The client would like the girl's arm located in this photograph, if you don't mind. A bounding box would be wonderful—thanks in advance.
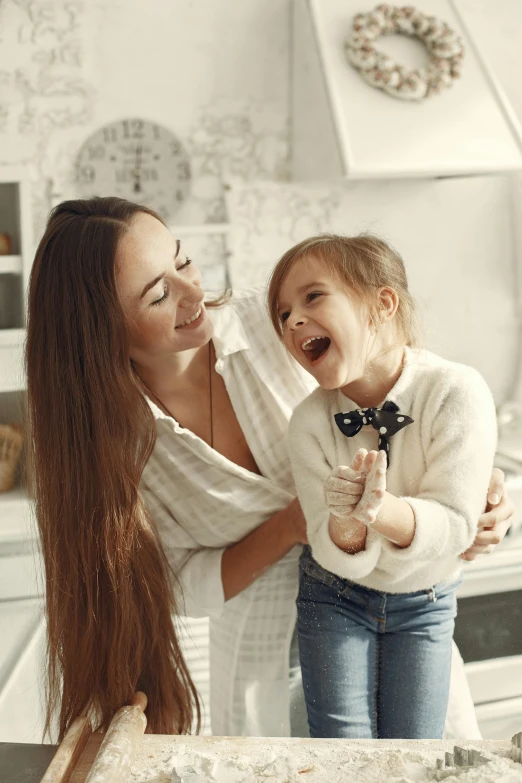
[368,467,513,551]
[376,367,497,561]
[325,453,416,549]
[288,406,382,580]
[363,491,415,547]
[330,461,513,554]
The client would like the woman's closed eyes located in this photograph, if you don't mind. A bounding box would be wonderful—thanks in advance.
[150,258,192,306]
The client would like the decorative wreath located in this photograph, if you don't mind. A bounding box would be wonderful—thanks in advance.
[345,4,465,100]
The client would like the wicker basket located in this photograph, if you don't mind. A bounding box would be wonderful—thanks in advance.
[0,424,23,492]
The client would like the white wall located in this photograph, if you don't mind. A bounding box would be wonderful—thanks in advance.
[226,174,519,402]
[1,0,522,400]
[0,0,290,234]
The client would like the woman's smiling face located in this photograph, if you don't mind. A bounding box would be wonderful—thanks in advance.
[277,255,373,390]
[115,212,213,364]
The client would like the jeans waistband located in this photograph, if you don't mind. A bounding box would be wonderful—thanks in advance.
[300,546,462,600]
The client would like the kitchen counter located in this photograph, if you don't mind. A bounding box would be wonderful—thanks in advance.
[5,736,518,783]
[0,742,57,783]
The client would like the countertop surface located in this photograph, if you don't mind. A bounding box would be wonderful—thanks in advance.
[0,742,57,783]
[1,736,518,783]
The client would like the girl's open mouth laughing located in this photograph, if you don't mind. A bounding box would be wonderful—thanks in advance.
[301,335,331,364]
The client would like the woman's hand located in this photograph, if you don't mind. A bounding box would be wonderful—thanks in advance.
[460,467,514,561]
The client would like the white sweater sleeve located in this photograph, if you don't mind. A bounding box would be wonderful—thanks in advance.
[381,368,497,563]
[288,407,382,580]
[141,485,226,619]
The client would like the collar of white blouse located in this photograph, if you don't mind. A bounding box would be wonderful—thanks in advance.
[208,295,250,361]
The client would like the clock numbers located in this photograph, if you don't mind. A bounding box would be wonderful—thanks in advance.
[76,119,191,220]
[115,168,158,183]
[88,145,105,161]
[103,127,117,143]
[122,119,145,140]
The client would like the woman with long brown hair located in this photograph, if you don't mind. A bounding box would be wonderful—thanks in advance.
[26,197,514,742]
[26,197,202,739]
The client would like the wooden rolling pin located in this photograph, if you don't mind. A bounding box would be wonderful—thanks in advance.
[84,692,148,783]
[40,716,92,783]
[40,692,147,783]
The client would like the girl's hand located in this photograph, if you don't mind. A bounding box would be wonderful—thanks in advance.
[324,448,368,518]
[460,468,514,560]
[351,450,387,525]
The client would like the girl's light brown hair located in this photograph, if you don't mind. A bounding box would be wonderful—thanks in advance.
[267,233,420,348]
[26,197,205,741]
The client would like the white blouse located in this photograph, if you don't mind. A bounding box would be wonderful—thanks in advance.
[141,288,316,736]
[140,288,481,739]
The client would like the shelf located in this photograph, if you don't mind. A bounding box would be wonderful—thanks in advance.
[0,166,32,354]
[0,328,24,346]
[0,486,29,506]
[292,0,522,180]
[0,330,25,391]
[465,656,522,705]
[458,536,522,598]
[0,256,22,275]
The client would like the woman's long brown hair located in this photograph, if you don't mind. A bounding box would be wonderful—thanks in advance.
[26,197,202,740]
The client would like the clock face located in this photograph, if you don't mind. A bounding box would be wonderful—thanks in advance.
[75,118,191,222]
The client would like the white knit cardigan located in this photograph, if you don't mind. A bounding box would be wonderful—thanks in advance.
[288,347,498,593]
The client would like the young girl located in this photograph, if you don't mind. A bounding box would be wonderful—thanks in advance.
[267,234,498,740]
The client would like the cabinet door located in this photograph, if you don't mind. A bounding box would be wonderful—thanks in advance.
[0,598,46,743]
[0,170,32,334]
[0,332,25,392]
[475,697,522,740]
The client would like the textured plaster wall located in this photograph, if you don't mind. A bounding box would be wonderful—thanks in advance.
[0,1,521,400]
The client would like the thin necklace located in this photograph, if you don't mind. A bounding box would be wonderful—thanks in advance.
[208,340,214,448]
[140,342,214,449]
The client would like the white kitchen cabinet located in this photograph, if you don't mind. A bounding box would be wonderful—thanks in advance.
[0,166,42,743]
[0,167,32,374]
[0,597,46,744]
[0,165,33,565]
[0,537,46,743]
[475,697,522,741]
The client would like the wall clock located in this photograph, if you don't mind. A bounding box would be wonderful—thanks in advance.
[75,118,191,223]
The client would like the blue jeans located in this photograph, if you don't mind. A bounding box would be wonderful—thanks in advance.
[297,547,460,739]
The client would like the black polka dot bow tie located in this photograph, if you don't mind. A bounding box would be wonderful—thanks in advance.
[334,401,413,466]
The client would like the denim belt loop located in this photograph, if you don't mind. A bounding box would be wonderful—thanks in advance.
[428,587,437,603]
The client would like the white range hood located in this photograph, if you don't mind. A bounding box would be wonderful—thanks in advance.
[291,0,522,180]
